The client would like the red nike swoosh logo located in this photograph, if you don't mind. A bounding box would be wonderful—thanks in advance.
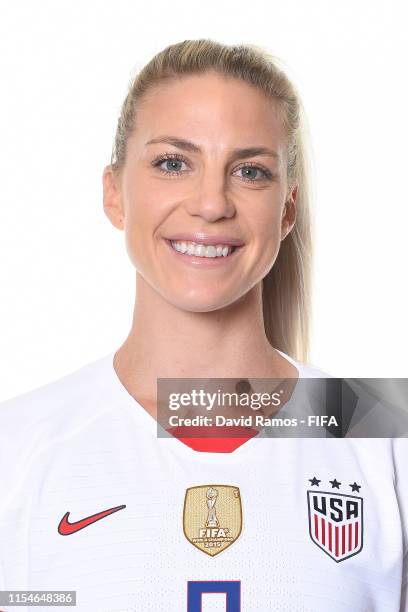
[58,504,126,535]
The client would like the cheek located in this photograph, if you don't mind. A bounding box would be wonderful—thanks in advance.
[246,205,284,277]
[251,202,283,249]
[123,189,158,271]
[123,180,174,275]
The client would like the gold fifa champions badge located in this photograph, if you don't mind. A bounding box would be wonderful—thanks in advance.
[183,485,242,557]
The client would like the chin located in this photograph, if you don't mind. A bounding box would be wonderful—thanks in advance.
[165,290,237,314]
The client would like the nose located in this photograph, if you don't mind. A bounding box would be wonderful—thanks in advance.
[185,168,236,222]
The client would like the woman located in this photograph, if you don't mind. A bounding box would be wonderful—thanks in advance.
[0,39,407,611]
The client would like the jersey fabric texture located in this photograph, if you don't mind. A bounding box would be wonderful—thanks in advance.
[0,350,407,611]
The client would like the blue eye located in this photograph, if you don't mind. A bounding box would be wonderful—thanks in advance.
[161,159,187,173]
[234,165,272,182]
[151,153,189,176]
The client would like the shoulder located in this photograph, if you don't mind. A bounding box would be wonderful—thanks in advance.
[0,353,115,479]
[297,361,334,378]
[0,352,114,427]
[276,349,333,378]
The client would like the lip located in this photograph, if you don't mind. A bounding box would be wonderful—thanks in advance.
[163,238,244,267]
[164,232,245,247]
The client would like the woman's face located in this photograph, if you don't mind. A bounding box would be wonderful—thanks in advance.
[103,71,297,312]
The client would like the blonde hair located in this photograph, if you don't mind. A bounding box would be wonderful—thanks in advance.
[110,39,314,363]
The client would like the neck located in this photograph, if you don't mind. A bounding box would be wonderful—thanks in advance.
[113,272,297,406]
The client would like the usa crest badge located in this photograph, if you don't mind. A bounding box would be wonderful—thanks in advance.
[183,485,242,557]
[307,476,363,562]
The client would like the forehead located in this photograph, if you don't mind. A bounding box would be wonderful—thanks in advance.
[133,72,287,150]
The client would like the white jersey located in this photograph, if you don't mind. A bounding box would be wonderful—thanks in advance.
[0,350,407,611]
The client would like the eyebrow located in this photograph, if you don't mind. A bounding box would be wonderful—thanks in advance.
[145,135,280,161]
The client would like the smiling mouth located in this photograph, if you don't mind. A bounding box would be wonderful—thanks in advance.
[168,239,238,258]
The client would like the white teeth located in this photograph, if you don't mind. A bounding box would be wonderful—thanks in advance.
[170,240,235,258]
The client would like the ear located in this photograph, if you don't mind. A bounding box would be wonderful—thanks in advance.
[102,165,124,230]
[281,183,298,241]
